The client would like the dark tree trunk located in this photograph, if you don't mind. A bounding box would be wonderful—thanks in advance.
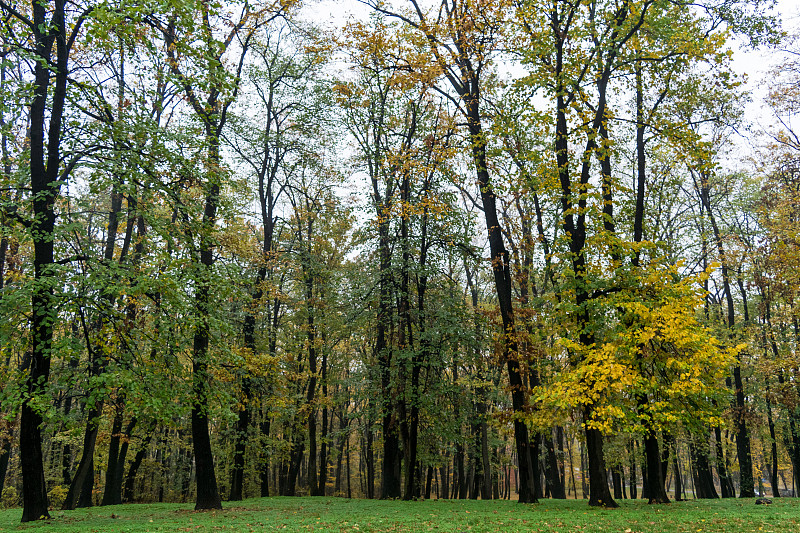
[18,0,74,521]
[161,1,259,507]
[673,441,683,501]
[334,409,348,496]
[365,416,375,499]
[456,441,467,499]
[632,59,668,507]
[767,390,781,498]
[439,464,449,500]
[229,379,250,501]
[101,403,131,506]
[465,103,536,502]
[689,437,718,499]
[123,423,154,503]
[714,426,735,498]
[78,457,94,507]
[285,410,305,496]
[697,173,754,498]
[480,413,491,500]
[191,298,222,509]
[584,412,616,507]
[552,12,615,505]
[259,418,272,497]
[612,469,622,500]
[318,370,330,497]
[642,429,669,503]
[186,111,226,509]
[545,433,566,499]
[0,421,11,495]
[629,441,637,499]
[470,417,481,500]
[64,403,103,510]
[425,465,433,499]
[376,213,400,500]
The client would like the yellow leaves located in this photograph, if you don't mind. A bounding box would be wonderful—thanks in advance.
[535,259,734,435]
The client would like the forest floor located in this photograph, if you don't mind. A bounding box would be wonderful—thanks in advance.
[0,496,797,532]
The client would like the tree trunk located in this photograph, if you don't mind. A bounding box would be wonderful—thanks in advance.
[20,0,72,521]
[545,432,566,499]
[365,415,375,499]
[376,213,400,499]
[123,423,154,503]
[259,418,272,497]
[229,379,250,501]
[0,421,11,496]
[689,436,718,499]
[63,403,103,510]
[642,429,669,503]
[673,441,683,501]
[697,173,754,498]
[629,441,637,499]
[612,469,622,500]
[188,120,224,510]
[101,403,131,506]
[583,414,616,507]
[714,426,734,497]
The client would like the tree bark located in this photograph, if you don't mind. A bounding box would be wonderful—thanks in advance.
[191,167,222,510]
[18,0,74,520]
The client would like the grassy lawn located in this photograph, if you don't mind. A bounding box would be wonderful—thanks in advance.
[0,497,797,532]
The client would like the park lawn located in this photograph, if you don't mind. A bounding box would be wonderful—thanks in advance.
[0,496,797,532]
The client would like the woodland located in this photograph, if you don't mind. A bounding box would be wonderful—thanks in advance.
[0,0,798,525]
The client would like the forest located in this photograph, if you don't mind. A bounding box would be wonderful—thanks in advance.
[0,0,797,524]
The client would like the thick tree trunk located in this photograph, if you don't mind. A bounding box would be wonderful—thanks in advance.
[259,418,272,497]
[612,469,622,500]
[456,441,467,499]
[425,465,434,499]
[583,412,616,507]
[643,429,669,504]
[480,411,492,499]
[689,437,718,499]
[20,0,72,521]
[376,219,400,499]
[191,169,222,510]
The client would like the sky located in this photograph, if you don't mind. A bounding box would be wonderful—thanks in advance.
[303,0,799,171]
[726,0,798,167]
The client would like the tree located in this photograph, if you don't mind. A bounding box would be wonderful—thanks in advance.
[362,0,540,503]
[146,0,292,509]
[0,0,100,520]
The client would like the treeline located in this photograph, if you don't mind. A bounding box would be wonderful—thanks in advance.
[0,0,797,523]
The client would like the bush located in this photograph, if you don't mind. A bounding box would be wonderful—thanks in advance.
[48,484,68,509]
[1,485,19,508]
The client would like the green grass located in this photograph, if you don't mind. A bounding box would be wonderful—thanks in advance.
[0,496,797,532]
